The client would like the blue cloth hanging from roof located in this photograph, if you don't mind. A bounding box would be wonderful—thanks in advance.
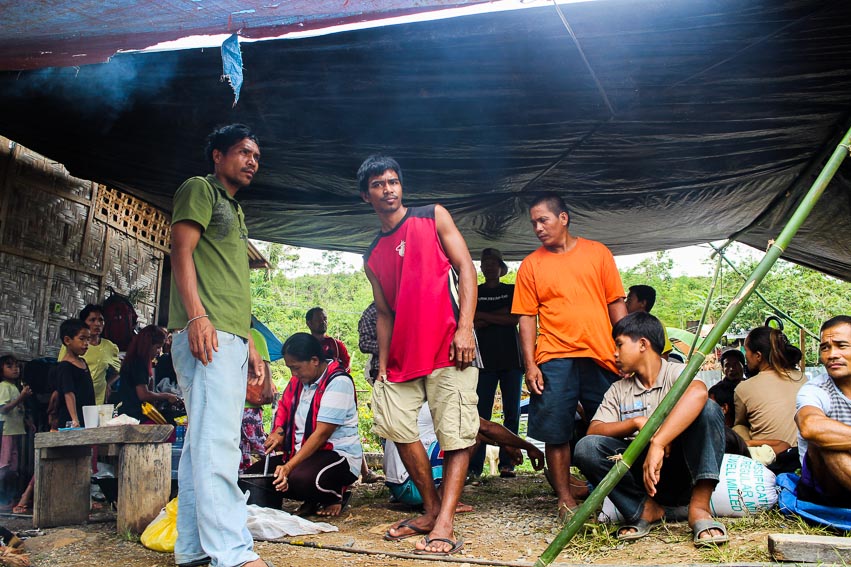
[251,315,283,362]
[221,33,243,106]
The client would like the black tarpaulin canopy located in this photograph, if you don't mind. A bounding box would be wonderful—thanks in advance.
[1,0,850,280]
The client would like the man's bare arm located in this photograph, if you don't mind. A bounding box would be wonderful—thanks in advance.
[434,204,477,369]
[475,306,519,327]
[518,314,543,395]
[797,405,851,451]
[607,299,627,327]
[171,221,218,364]
[247,332,264,385]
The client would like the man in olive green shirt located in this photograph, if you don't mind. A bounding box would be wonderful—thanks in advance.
[168,124,270,567]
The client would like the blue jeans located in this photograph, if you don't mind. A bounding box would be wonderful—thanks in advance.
[574,400,725,523]
[172,331,258,567]
[470,367,523,475]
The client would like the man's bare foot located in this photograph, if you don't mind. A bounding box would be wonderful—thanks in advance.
[569,473,590,499]
[241,559,271,567]
[689,481,726,542]
[689,508,725,540]
[415,531,461,554]
[455,502,473,513]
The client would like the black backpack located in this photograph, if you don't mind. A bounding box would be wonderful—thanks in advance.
[102,290,139,351]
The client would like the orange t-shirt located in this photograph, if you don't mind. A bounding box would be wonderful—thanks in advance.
[512,238,625,373]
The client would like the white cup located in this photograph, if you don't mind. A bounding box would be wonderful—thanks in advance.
[82,405,99,428]
[97,404,114,426]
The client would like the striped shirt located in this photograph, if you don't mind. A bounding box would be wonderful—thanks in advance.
[294,364,363,477]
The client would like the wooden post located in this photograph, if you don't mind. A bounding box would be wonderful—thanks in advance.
[34,425,172,530]
[800,327,807,368]
[37,264,54,357]
[34,445,91,528]
[118,443,171,534]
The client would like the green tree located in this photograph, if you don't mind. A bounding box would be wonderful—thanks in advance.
[249,245,379,450]
[621,249,851,364]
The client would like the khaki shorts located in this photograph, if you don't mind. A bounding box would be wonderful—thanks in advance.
[372,365,479,451]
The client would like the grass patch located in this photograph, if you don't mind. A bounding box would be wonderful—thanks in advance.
[117,529,140,543]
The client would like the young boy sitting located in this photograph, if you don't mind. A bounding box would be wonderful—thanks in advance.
[573,312,728,547]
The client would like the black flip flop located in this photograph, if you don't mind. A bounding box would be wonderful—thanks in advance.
[384,518,430,541]
[412,536,464,556]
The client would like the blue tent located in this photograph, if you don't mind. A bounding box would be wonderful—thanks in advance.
[251,316,283,362]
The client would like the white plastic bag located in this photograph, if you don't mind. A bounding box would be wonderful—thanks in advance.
[710,453,778,517]
[245,502,338,540]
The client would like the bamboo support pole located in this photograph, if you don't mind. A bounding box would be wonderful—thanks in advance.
[534,124,851,567]
[687,253,722,361]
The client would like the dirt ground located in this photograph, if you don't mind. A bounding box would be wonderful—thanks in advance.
[0,473,794,567]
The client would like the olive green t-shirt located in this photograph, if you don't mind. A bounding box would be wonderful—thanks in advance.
[168,175,251,339]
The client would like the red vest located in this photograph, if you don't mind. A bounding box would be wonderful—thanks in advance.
[273,360,353,459]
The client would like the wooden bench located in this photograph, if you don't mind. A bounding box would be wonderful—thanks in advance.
[34,424,173,534]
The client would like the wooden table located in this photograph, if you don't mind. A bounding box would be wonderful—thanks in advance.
[34,424,173,533]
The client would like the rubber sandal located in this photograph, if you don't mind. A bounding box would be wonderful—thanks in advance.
[692,519,728,547]
[362,470,385,484]
[558,502,579,524]
[412,536,464,556]
[384,518,430,541]
[616,518,660,541]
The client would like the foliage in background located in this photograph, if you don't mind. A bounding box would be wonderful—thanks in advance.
[250,243,380,451]
[619,249,851,362]
[249,243,851,450]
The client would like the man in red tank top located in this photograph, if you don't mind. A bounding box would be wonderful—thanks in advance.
[305,306,351,372]
[360,155,479,556]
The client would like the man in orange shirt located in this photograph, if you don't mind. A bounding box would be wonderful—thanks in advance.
[512,192,627,519]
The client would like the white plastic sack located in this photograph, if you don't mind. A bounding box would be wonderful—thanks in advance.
[245,502,338,540]
[597,453,778,523]
[710,453,777,517]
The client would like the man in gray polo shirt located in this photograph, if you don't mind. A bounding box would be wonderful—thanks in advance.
[574,312,727,547]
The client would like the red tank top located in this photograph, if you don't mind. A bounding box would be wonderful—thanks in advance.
[364,205,458,382]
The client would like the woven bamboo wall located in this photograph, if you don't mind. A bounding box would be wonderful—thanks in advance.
[0,136,170,359]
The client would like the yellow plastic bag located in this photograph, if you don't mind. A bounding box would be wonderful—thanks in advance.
[141,497,178,552]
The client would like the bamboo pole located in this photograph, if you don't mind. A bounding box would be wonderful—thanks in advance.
[534,125,851,567]
[686,253,722,361]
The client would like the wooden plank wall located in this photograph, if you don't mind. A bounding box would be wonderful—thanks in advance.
[0,136,168,359]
